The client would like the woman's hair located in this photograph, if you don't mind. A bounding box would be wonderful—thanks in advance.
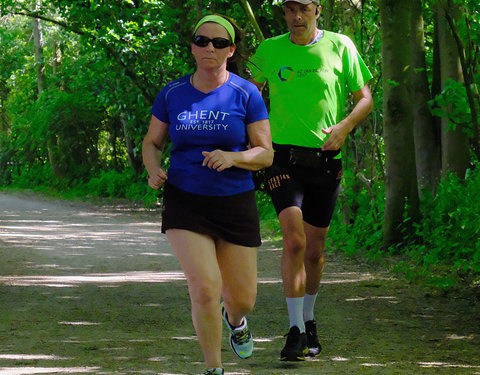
[192,13,245,74]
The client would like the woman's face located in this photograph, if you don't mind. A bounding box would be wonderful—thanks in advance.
[191,22,235,70]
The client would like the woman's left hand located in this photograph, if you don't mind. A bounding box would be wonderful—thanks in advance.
[202,150,234,172]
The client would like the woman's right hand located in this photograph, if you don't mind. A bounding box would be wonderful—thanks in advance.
[148,168,168,190]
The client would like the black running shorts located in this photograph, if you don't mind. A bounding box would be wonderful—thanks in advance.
[161,182,261,248]
[264,144,343,228]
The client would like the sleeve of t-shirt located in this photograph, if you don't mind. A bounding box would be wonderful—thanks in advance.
[150,88,169,123]
[342,36,373,93]
[247,42,268,84]
[245,84,269,125]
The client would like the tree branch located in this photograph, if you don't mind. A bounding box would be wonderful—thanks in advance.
[14,11,84,35]
[11,10,155,105]
[237,0,264,43]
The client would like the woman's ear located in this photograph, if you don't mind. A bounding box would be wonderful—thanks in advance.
[228,45,236,59]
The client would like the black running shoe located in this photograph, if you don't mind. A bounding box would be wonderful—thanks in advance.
[305,320,322,357]
[280,326,308,361]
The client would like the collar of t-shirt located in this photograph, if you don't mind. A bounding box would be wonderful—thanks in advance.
[289,29,324,45]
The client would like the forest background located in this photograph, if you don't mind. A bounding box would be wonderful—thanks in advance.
[0,0,479,293]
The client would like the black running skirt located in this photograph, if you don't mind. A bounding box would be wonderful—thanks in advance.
[161,183,261,248]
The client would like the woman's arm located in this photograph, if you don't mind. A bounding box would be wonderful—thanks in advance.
[202,118,273,172]
[142,115,169,190]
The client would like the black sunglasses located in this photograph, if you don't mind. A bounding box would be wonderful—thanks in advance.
[192,35,232,49]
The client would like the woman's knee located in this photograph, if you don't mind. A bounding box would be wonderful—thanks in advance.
[188,277,222,306]
[223,287,257,316]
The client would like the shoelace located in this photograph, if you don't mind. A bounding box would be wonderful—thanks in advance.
[231,326,251,345]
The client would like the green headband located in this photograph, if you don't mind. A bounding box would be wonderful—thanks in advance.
[193,15,235,43]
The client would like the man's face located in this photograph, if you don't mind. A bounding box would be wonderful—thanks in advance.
[283,1,320,40]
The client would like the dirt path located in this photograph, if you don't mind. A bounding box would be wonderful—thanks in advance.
[0,191,479,375]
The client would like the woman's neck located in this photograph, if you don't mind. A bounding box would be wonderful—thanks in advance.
[191,69,229,93]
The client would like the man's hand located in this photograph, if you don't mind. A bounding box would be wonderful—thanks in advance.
[321,123,349,151]
[148,168,168,190]
[202,150,234,172]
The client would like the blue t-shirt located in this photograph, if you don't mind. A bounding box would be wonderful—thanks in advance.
[151,72,269,196]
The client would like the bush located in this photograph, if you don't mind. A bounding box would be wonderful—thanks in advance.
[328,166,480,289]
[407,168,480,278]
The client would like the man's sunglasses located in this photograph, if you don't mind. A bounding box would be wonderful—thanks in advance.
[192,35,232,49]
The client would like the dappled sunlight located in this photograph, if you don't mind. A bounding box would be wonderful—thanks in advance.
[258,271,382,285]
[321,271,380,284]
[0,216,166,255]
[139,252,173,256]
[345,296,398,303]
[258,277,281,284]
[446,334,475,340]
[148,357,168,362]
[2,195,479,375]
[331,356,350,361]
[0,355,70,360]
[172,336,197,341]
[253,337,274,343]
[419,362,480,369]
[0,271,185,287]
[0,367,100,374]
[361,363,388,367]
[262,246,282,252]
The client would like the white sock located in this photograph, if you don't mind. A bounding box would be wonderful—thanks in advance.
[233,317,246,331]
[286,297,305,333]
[303,293,318,322]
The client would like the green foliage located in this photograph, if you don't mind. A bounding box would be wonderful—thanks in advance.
[256,190,280,239]
[429,78,472,133]
[78,168,156,205]
[328,167,480,289]
[9,163,56,189]
[409,167,480,274]
[328,169,384,258]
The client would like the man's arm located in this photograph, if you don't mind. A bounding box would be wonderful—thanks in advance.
[248,77,266,93]
[321,84,373,151]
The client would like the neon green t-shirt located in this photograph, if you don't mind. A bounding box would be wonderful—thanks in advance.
[248,31,373,149]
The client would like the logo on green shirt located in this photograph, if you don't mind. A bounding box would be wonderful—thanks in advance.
[278,66,295,82]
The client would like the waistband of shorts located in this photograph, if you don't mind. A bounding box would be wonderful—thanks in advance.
[272,143,341,158]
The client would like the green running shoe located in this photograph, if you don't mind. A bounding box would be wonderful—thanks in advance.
[203,368,224,375]
[221,302,253,359]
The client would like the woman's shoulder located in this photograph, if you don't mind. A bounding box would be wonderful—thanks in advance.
[159,74,191,99]
[162,74,190,91]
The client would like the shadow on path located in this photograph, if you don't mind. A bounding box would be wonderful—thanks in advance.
[0,192,479,375]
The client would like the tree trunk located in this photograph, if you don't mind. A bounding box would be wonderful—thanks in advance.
[238,0,264,43]
[32,0,46,96]
[33,4,67,179]
[436,1,470,179]
[443,1,480,160]
[379,0,419,248]
[411,0,441,194]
